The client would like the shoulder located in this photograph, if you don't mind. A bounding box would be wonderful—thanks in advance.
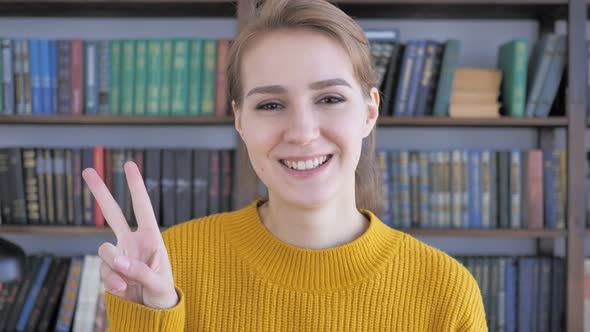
[397,234,487,330]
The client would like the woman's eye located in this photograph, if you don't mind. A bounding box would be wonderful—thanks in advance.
[319,96,345,104]
[256,102,282,111]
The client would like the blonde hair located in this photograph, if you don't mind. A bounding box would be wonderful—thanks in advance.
[226,0,384,214]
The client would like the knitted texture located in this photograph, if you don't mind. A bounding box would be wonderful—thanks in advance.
[105,200,487,331]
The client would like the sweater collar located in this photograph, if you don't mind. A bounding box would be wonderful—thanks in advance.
[222,199,405,292]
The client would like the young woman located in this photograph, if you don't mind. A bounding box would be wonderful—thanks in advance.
[82,0,487,330]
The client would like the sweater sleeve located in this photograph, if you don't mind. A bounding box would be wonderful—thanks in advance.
[105,286,186,331]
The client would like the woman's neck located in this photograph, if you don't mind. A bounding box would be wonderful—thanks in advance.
[257,196,370,250]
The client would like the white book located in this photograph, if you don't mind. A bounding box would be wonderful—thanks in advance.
[73,255,102,332]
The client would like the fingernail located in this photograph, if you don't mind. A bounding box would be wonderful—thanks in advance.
[115,255,130,270]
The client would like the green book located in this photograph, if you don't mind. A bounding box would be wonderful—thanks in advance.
[146,40,162,116]
[188,39,204,116]
[432,39,460,117]
[134,40,148,116]
[159,40,173,116]
[120,40,136,116]
[201,39,217,116]
[171,39,189,116]
[109,40,121,115]
[497,38,528,118]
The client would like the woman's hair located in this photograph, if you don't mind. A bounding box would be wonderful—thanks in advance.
[226,0,384,215]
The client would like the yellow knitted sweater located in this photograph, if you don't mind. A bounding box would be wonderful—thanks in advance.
[105,200,487,331]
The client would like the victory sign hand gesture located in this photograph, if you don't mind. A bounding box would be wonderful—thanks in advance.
[82,161,178,309]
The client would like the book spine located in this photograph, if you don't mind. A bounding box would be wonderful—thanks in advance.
[57,40,72,115]
[22,39,31,114]
[201,40,217,116]
[392,41,415,117]
[432,39,460,117]
[1,39,14,114]
[192,149,208,219]
[16,256,52,331]
[405,40,427,117]
[9,148,27,224]
[22,148,40,224]
[159,40,173,116]
[510,150,522,229]
[55,257,83,332]
[418,151,429,228]
[13,39,25,114]
[121,40,136,116]
[161,150,176,226]
[94,146,105,226]
[133,40,148,116]
[208,150,220,215]
[84,41,98,115]
[50,40,58,115]
[109,40,121,115]
[65,149,75,224]
[171,39,189,116]
[82,148,95,226]
[399,151,411,228]
[53,149,66,225]
[70,39,84,115]
[175,149,192,222]
[188,39,204,116]
[97,40,111,115]
[146,40,162,116]
[451,149,462,228]
[35,148,47,224]
[409,151,419,227]
[481,150,491,229]
[215,39,230,116]
[72,149,83,225]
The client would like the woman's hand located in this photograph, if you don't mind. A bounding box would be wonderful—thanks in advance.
[82,161,178,309]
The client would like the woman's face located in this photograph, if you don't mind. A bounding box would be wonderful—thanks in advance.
[234,28,379,208]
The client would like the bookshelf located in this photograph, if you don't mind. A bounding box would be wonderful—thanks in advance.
[0,0,586,330]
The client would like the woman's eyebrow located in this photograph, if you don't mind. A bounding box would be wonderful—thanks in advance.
[309,78,352,90]
[245,78,352,97]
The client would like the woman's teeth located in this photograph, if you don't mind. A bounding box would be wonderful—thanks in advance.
[281,155,329,170]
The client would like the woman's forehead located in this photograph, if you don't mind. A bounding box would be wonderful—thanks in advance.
[241,30,356,91]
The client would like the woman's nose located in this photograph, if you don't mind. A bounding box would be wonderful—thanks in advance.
[283,106,320,146]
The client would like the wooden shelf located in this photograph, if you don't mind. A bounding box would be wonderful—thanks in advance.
[0,0,236,17]
[404,228,567,238]
[0,225,167,234]
[336,0,567,19]
[377,116,568,127]
[0,114,234,126]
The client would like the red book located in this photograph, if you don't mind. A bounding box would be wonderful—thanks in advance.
[104,148,112,192]
[215,39,230,117]
[94,146,105,227]
[70,39,84,115]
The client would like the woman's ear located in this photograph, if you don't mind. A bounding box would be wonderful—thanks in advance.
[232,100,243,137]
[362,87,380,138]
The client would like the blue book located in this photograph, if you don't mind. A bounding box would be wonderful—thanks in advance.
[432,39,461,116]
[418,151,430,228]
[390,151,400,227]
[405,40,427,116]
[525,34,558,117]
[39,39,51,115]
[505,257,517,332]
[535,35,566,117]
[468,150,482,228]
[414,40,443,116]
[376,150,392,227]
[518,258,535,331]
[392,41,417,117]
[399,151,411,228]
[28,39,42,115]
[16,256,52,331]
[49,40,57,115]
